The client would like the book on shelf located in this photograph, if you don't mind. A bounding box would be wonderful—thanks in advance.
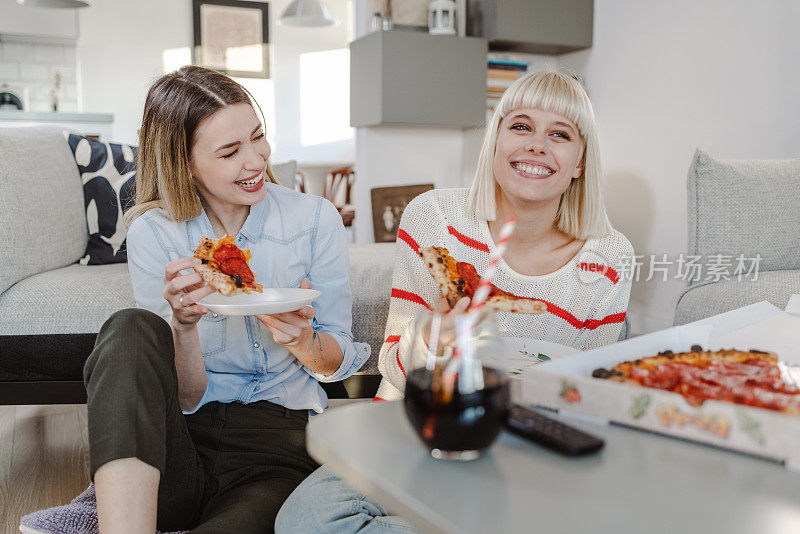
[488,57,528,65]
[487,57,530,103]
[487,76,516,88]
[487,58,529,71]
[487,68,522,80]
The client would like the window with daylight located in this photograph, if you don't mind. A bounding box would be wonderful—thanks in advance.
[299,48,354,147]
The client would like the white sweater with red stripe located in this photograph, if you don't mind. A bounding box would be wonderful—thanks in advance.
[375,188,634,401]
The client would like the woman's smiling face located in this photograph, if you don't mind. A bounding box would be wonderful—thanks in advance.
[190,102,270,209]
[492,107,583,206]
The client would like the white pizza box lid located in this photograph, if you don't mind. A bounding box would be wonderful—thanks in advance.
[712,313,800,365]
[519,300,800,469]
[785,293,800,315]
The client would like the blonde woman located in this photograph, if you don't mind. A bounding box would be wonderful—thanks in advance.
[276,70,633,534]
[82,66,368,533]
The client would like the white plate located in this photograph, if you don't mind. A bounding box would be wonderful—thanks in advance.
[501,337,580,377]
[198,288,321,316]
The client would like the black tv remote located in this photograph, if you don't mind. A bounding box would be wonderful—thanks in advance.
[504,405,605,456]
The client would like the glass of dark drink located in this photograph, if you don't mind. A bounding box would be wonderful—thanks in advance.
[403,310,510,460]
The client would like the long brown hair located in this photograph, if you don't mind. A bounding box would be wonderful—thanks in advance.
[125,65,277,225]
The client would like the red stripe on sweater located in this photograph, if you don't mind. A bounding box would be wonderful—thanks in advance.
[540,299,626,330]
[577,262,620,284]
[373,396,387,402]
[583,312,628,330]
[397,229,420,255]
[395,345,406,377]
[385,334,401,344]
[391,288,432,310]
[447,226,490,253]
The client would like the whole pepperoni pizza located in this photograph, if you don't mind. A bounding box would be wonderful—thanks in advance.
[592,346,800,415]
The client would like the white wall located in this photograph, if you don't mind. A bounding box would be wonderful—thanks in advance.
[77,0,190,145]
[559,0,800,334]
[77,0,355,165]
[353,126,468,242]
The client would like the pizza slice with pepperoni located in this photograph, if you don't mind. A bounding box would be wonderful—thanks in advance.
[193,235,264,296]
[419,246,546,314]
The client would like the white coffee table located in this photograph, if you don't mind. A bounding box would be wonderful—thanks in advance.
[307,401,800,534]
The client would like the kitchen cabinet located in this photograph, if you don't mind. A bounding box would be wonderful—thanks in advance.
[0,1,79,43]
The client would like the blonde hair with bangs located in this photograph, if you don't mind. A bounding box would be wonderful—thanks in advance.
[124,65,277,226]
[467,70,612,239]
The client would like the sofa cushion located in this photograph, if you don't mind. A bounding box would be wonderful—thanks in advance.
[271,160,297,189]
[348,242,395,374]
[0,263,135,335]
[66,133,137,265]
[0,126,88,294]
[673,269,800,325]
[687,149,800,277]
[0,243,396,375]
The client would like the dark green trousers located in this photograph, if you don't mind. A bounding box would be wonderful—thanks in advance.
[84,308,318,533]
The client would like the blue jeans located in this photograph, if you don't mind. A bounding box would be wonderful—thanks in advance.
[275,465,419,534]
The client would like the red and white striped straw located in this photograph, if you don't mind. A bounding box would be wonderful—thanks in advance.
[468,216,516,311]
[441,216,516,396]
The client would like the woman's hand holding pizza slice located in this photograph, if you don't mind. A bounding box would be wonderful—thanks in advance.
[164,257,217,327]
[419,246,547,315]
[421,296,471,349]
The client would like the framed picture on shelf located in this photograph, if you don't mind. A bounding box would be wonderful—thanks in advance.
[390,0,429,30]
[192,0,270,78]
[370,184,434,242]
[388,0,467,34]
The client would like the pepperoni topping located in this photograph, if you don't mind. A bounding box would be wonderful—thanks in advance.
[219,258,255,283]
[456,262,512,298]
[213,244,255,283]
[213,244,246,264]
[628,360,800,413]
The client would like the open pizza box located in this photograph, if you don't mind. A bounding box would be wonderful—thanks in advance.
[518,298,800,469]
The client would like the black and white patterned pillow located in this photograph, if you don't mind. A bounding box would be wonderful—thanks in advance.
[66,133,137,265]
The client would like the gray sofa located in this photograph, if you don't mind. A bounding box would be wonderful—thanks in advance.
[0,126,394,402]
[674,149,800,325]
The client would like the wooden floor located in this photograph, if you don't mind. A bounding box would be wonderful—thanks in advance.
[0,401,365,533]
[0,405,90,534]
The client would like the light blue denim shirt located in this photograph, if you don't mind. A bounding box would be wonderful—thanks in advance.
[125,183,370,414]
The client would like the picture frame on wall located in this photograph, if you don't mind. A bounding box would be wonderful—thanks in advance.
[193,0,270,78]
[371,184,434,242]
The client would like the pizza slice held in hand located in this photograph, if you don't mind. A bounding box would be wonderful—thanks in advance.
[193,235,264,296]
[419,246,546,314]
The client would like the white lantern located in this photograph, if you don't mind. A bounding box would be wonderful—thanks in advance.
[428,0,456,36]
